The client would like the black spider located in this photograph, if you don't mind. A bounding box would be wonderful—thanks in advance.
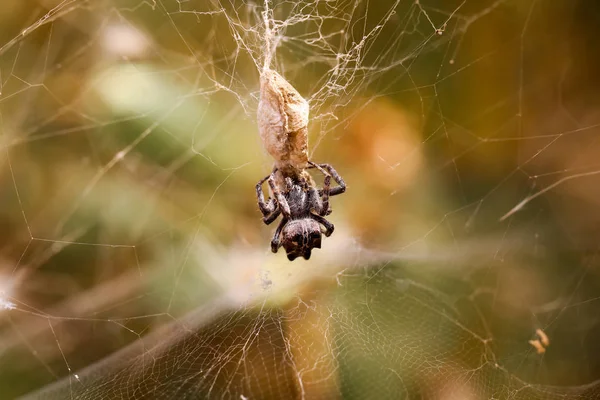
[256,162,346,261]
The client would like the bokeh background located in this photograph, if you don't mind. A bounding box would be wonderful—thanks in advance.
[0,0,600,398]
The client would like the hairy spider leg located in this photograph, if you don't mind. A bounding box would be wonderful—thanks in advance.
[321,175,331,215]
[271,217,289,253]
[263,208,281,225]
[307,162,332,214]
[309,162,346,197]
[256,170,288,225]
[267,173,291,217]
[311,213,334,237]
[307,185,328,216]
[256,173,278,217]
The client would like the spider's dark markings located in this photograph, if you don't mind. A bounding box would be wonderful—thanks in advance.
[256,70,346,261]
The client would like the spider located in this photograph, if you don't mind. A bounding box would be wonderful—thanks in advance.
[256,162,346,260]
[256,69,346,259]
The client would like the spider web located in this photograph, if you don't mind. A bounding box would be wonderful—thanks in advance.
[0,0,599,398]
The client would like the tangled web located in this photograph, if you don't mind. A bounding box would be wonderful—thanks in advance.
[0,0,600,398]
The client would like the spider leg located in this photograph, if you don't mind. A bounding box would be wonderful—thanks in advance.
[308,185,329,216]
[271,217,289,253]
[321,175,331,215]
[256,173,278,217]
[263,208,281,225]
[268,174,291,218]
[309,162,346,197]
[311,213,334,237]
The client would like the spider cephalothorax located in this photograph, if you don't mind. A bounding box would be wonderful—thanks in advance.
[256,162,346,261]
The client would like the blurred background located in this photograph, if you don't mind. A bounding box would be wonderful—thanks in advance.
[1,0,600,398]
